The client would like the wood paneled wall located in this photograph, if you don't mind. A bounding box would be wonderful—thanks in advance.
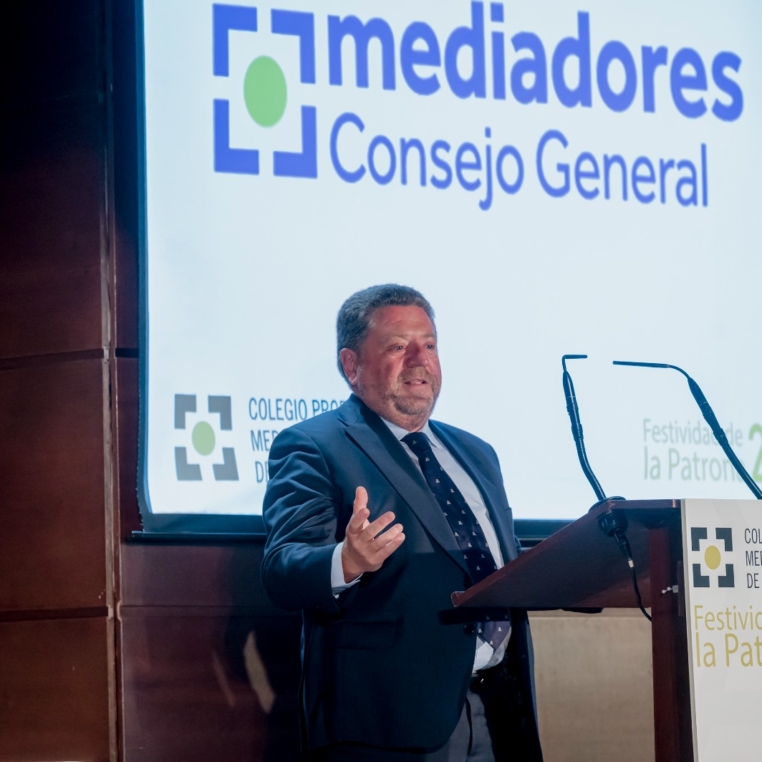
[0,2,114,760]
[118,542,302,762]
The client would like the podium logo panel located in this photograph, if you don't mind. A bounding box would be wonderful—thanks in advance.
[690,526,735,588]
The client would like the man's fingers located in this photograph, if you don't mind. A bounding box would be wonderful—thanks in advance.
[353,486,368,512]
[342,487,405,578]
[361,511,396,542]
[346,486,370,534]
[343,485,404,572]
[346,506,370,535]
[371,529,406,562]
[368,523,404,551]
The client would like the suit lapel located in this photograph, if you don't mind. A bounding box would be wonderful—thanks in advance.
[429,422,519,564]
[341,398,470,575]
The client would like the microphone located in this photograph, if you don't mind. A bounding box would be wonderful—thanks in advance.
[613,360,762,500]
[563,356,647,620]
[562,355,624,507]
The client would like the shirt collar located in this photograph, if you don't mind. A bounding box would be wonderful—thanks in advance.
[380,416,443,449]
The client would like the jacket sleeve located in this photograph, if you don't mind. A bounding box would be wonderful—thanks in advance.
[261,425,346,614]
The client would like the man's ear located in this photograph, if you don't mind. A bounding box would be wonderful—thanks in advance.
[339,348,359,387]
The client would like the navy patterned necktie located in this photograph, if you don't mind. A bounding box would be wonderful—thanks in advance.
[401,432,509,650]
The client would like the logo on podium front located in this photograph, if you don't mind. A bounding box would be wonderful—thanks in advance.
[690,526,735,588]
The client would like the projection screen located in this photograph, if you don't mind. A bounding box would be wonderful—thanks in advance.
[139,0,762,532]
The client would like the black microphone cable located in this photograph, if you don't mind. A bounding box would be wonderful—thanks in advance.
[562,355,614,505]
[562,355,650,621]
[598,511,651,622]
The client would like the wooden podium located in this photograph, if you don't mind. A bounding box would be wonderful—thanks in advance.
[453,499,693,762]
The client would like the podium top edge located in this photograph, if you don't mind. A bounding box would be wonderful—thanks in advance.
[452,499,682,609]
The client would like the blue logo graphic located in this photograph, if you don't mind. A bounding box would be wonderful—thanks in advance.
[213,3,317,177]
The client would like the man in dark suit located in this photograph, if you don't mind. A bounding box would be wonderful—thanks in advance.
[262,285,542,761]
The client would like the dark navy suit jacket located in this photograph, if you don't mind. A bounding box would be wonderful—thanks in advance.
[262,395,540,755]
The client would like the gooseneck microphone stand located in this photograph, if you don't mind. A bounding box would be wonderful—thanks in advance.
[613,360,762,500]
[562,355,650,621]
[562,354,622,506]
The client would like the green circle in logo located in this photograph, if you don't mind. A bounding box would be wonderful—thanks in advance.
[704,545,721,571]
[192,421,216,456]
[243,56,287,127]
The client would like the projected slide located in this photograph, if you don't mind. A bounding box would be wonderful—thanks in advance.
[141,0,762,522]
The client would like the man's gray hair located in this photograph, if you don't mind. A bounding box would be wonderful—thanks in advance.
[336,284,435,380]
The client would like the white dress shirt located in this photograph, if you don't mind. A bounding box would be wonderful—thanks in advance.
[330,417,510,672]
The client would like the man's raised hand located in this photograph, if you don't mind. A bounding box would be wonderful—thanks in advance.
[341,486,405,583]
